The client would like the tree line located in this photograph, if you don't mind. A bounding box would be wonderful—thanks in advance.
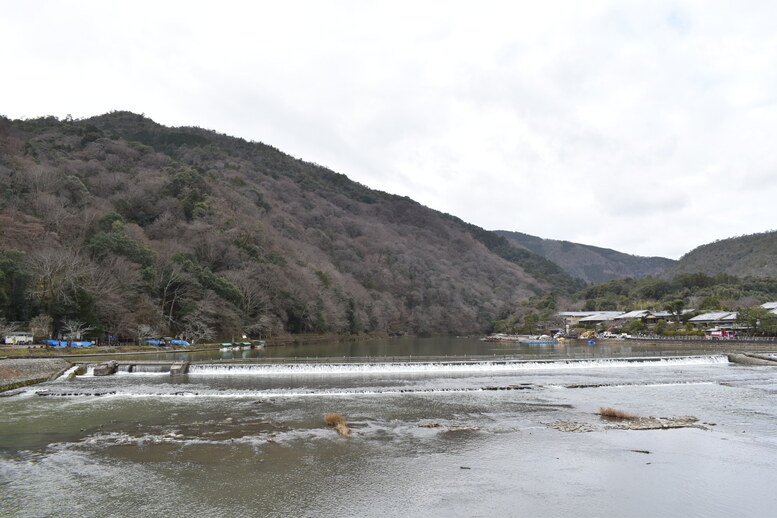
[493,273,777,335]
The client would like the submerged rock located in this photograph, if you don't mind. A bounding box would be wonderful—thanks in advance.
[619,416,705,431]
[544,420,596,433]
[545,415,704,433]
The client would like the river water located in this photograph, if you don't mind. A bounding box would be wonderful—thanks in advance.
[2,338,777,517]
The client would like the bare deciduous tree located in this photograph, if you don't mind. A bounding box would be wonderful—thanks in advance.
[27,247,94,315]
[136,323,159,345]
[0,318,18,342]
[61,319,93,344]
[181,318,214,345]
[223,269,269,317]
[244,314,275,339]
[154,262,198,330]
[29,314,53,341]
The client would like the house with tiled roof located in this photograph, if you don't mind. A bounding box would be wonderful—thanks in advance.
[687,311,738,326]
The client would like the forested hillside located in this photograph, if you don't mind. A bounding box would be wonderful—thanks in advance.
[664,231,777,278]
[496,230,674,283]
[570,273,777,313]
[0,112,582,342]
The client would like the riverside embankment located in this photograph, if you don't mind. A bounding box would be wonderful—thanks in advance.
[0,358,72,392]
[0,344,215,392]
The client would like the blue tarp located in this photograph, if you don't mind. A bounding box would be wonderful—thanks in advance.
[42,340,94,347]
[144,339,190,346]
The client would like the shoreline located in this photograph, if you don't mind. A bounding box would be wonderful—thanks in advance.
[0,332,389,360]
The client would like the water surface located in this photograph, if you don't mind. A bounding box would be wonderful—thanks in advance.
[2,338,776,517]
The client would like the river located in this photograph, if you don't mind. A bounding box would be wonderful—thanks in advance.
[2,337,776,517]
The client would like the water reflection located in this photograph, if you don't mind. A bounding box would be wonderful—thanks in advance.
[90,336,760,363]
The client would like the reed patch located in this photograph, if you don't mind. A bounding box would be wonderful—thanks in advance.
[324,413,352,438]
[598,407,641,420]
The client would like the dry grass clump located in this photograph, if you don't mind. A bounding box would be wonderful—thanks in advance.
[598,407,641,420]
[324,413,351,438]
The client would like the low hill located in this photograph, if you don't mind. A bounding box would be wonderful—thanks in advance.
[663,231,777,278]
[496,230,675,284]
[0,111,582,340]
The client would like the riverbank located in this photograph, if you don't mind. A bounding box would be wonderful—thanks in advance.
[0,332,384,359]
[0,358,72,393]
[0,345,220,362]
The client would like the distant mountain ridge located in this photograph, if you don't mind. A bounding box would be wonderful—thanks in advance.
[495,230,675,284]
[663,230,777,278]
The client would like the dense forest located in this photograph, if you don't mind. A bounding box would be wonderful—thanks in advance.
[571,273,777,312]
[663,231,777,278]
[0,112,584,343]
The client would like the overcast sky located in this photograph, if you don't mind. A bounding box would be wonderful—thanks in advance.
[3,1,776,259]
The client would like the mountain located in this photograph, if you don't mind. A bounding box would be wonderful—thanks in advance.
[0,111,583,340]
[663,231,777,278]
[495,230,675,284]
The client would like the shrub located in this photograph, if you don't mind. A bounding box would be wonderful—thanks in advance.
[324,413,351,438]
[599,407,640,420]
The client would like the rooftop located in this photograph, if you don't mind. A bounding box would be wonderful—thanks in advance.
[578,311,626,322]
[688,311,738,322]
[617,310,651,319]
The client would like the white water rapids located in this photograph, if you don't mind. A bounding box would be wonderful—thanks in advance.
[187,355,729,375]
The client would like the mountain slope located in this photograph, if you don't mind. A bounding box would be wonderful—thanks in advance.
[663,231,777,278]
[0,112,581,340]
[496,230,675,284]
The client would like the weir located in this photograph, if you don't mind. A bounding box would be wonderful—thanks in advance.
[188,355,730,375]
[81,355,731,377]
[88,360,188,376]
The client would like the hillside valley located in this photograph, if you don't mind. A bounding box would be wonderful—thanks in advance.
[496,230,675,283]
[0,112,582,341]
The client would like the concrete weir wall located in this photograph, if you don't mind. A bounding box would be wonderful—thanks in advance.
[170,362,189,375]
[0,358,72,392]
[95,360,189,376]
[2,353,774,392]
[727,353,777,366]
[93,360,119,376]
